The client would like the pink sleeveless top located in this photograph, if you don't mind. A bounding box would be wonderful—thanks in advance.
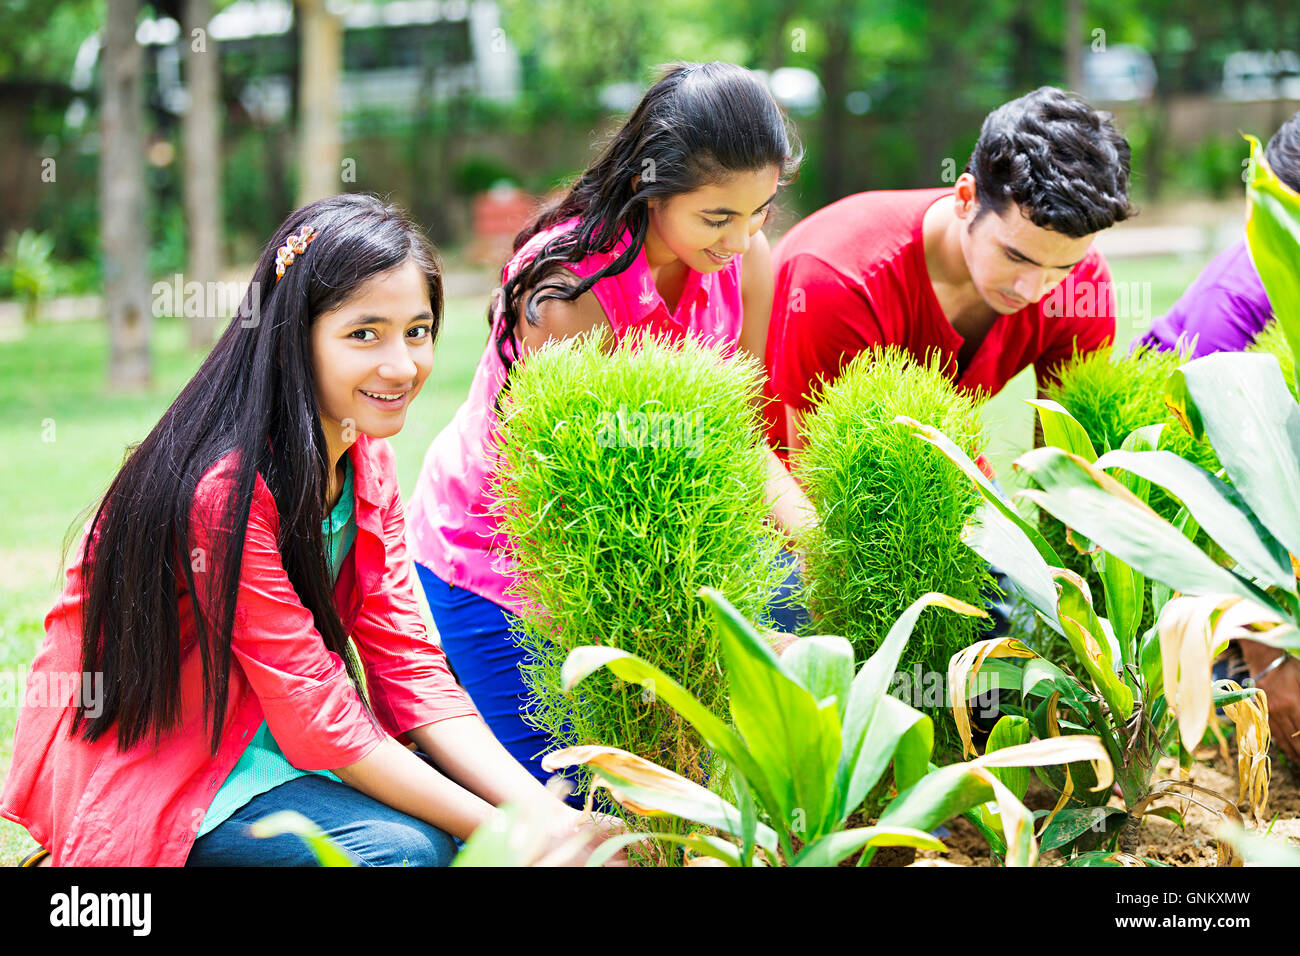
[406,217,746,611]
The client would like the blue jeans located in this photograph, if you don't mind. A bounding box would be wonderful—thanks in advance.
[185,774,458,867]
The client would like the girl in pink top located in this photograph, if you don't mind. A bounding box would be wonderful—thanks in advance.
[406,62,812,791]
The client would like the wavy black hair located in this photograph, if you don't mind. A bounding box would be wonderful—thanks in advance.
[70,193,443,753]
[492,61,801,390]
[964,86,1134,238]
[1266,108,1300,193]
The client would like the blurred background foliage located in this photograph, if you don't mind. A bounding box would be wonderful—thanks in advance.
[0,0,1297,300]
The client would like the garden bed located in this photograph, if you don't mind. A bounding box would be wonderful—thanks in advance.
[913,751,1300,867]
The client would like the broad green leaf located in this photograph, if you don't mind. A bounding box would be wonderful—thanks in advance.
[1093,449,1294,591]
[1022,657,1078,698]
[839,692,931,825]
[1014,446,1272,607]
[1038,806,1122,852]
[1166,351,1300,559]
[985,715,1033,800]
[1143,805,1186,829]
[964,806,1008,859]
[1096,425,1163,650]
[703,588,841,836]
[1027,398,1099,461]
[781,635,855,722]
[1245,133,1300,370]
[561,645,777,814]
[1055,571,1135,721]
[791,826,946,867]
[878,762,997,834]
[963,500,1062,632]
[837,593,980,817]
[897,415,1061,565]
[1149,507,1202,617]
[890,704,934,794]
[1139,627,1164,700]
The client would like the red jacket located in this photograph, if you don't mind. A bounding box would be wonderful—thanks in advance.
[1,434,477,866]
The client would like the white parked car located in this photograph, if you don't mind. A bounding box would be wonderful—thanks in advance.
[1222,50,1300,100]
[1081,43,1157,102]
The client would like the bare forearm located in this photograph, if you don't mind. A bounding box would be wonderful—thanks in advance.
[765,446,815,544]
[332,736,497,840]
[407,716,567,816]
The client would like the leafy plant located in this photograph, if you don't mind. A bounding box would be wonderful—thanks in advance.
[546,588,1113,866]
[900,409,1273,862]
[1042,345,1222,637]
[2,229,55,325]
[795,347,995,753]
[493,330,786,795]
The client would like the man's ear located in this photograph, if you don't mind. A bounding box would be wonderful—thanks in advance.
[953,172,979,222]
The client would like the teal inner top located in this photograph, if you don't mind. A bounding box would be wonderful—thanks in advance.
[197,457,357,839]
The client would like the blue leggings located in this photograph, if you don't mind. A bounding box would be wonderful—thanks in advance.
[415,555,806,800]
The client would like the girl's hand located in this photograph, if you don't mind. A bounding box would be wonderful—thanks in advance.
[536,805,630,867]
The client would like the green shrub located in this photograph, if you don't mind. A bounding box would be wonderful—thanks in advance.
[1046,345,1218,472]
[794,347,994,753]
[2,230,55,324]
[493,330,785,790]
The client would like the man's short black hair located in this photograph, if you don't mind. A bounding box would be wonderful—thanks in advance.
[1265,109,1300,193]
[964,86,1134,238]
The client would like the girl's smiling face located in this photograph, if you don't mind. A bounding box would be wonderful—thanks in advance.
[310,257,436,449]
[643,166,781,273]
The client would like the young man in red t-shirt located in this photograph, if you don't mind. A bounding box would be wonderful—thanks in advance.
[765,86,1134,454]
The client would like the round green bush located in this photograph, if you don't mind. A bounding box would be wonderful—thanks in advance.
[492,330,785,789]
[795,346,994,754]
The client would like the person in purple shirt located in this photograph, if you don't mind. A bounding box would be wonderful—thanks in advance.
[1137,110,1300,359]
[1138,109,1300,763]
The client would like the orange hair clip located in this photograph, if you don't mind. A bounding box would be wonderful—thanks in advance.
[274,226,318,282]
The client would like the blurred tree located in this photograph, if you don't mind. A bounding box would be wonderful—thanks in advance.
[101,0,152,389]
[294,0,342,205]
[182,0,222,349]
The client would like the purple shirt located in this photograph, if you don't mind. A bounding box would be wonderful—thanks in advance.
[1136,239,1274,357]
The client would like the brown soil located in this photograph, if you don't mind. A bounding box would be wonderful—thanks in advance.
[913,749,1300,867]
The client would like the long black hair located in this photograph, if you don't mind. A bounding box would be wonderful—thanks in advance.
[493,61,801,388]
[71,193,444,753]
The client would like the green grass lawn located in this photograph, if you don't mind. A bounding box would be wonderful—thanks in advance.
[0,253,1206,863]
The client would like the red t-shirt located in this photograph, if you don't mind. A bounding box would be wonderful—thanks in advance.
[763,188,1116,450]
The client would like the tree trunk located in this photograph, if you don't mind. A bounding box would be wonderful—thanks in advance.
[182,0,222,350]
[818,2,853,202]
[1064,0,1083,92]
[101,0,152,390]
[295,0,342,206]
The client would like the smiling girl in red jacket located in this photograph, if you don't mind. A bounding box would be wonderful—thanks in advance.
[1,194,608,866]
